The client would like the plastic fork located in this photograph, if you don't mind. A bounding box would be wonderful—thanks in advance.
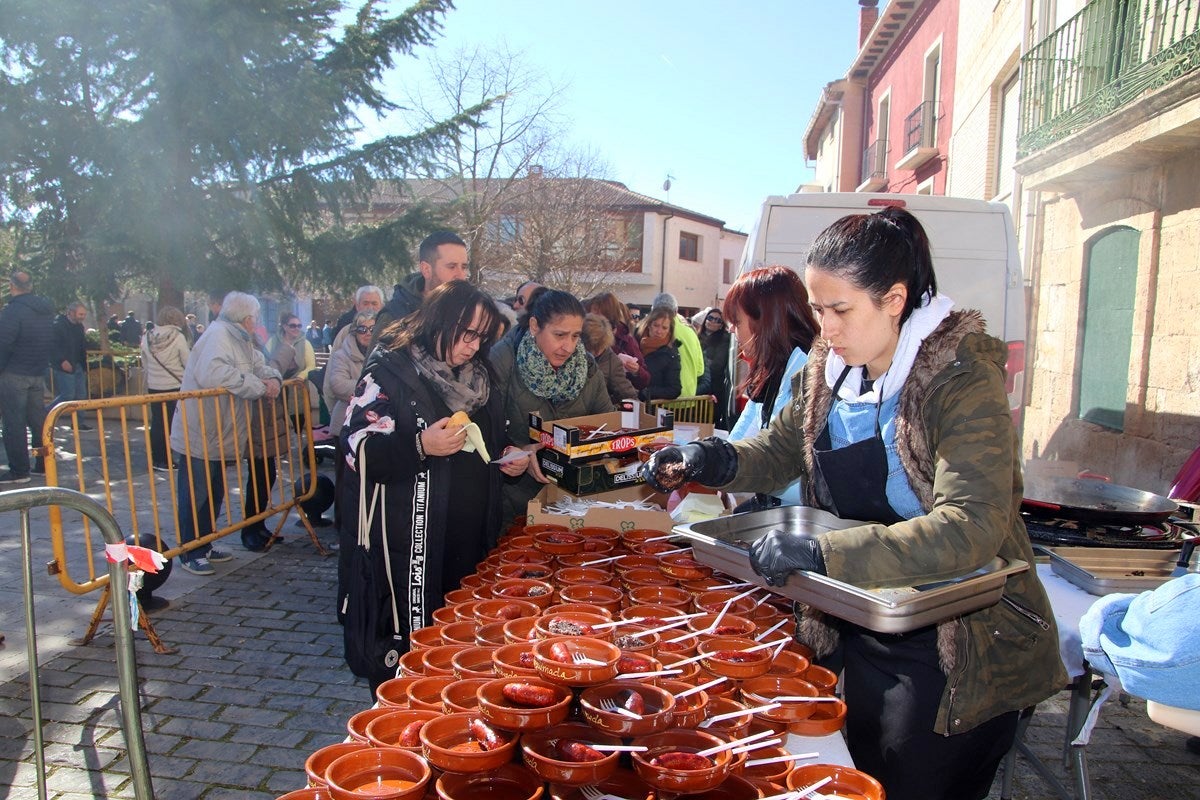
[697,728,776,757]
[599,696,641,719]
[570,650,606,666]
[699,702,781,726]
[593,616,644,630]
[730,736,782,755]
[744,752,820,768]
[674,675,726,699]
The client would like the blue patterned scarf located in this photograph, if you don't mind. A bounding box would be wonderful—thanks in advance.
[516,330,588,405]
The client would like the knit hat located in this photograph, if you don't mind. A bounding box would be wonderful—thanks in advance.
[651,292,678,313]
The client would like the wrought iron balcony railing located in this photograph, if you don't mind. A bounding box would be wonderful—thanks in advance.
[1018,0,1200,157]
[903,100,941,152]
[861,139,888,186]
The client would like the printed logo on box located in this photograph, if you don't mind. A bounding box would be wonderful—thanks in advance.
[608,435,637,453]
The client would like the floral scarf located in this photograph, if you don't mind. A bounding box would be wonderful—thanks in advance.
[408,344,490,415]
[516,330,588,405]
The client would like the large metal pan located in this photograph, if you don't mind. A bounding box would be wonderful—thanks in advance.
[1022,475,1178,525]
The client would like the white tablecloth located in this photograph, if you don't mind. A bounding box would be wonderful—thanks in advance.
[1036,563,1098,679]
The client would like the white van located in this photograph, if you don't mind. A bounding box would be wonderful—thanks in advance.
[737,193,1026,420]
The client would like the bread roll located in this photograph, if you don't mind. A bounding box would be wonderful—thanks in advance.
[450,410,472,429]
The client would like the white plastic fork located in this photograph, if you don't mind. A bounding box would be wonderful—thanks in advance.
[570,650,606,666]
[593,616,644,630]
[599,696,641,719]
[579,785,625,800]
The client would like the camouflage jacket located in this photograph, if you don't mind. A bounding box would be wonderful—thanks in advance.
[724,310,1067,735]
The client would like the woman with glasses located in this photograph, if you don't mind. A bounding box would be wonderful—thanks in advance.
[340,281,525,694]
[268,312,317,380]
[324,311,376,438]
[695,307,732,428]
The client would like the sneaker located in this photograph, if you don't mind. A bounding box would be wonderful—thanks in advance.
[179,556,214,576]
[242,529,270,552]
[207,547,233,563]
[152,462,172,472]
[0,471,31,485]
[76,422,93,431]
[31,459,45,475]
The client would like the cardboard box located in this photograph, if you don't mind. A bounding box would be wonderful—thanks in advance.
[525,483,674,533]
[537,448,646,496]
[528,400,674,463]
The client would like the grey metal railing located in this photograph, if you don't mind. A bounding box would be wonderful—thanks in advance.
[903,100,940,152]
[2,486,153,800]
[860,138,888,184]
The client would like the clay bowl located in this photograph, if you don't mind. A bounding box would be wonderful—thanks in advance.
[611,652,665,680]
[492,642,540,678]
[619,603,680,623]
[620,528,672,548]
[453,601,481,623]
[681,577,728,593]
[532,636,621,687]
[436,762,545,800]
[502,616,540,643]
[684,772,763,800]
[657,679,711,728]
[631,541,681,557]
[686,613,757,639]
[422,644,469,677]
[495,562,556,582]
[701,697,755,740]
[376,676,422,709]
[693,668,740,698]
[555,553,615,573]
[621,568,676,591]
[696,636,773,680]
[737,744,793,784]
[574,525,621,543]
[578,539,615,557]
[409,625,446,651]
[543,602,614,620]
[803,664,839,694]
[523,523,570,538]
[460,573,484,590]
[470,584,496,602]
[557,583,623,615]
[519,722,622,786]
[365,709,440,751]
[498,547,554,568]
[419,712,518,773]
[432,607,460,625]
[613,555,662,575]
[637,441,674,463]
[451,646,499,680]
[406,675,458,712]
[347,707,394,743]
[477,676,573,732]
[553,566,612,589]
[476,621,510,647]
[762,650,810,679]
[786,764,884,800]
[277,788,334,800]
[441,677,491,714]
[656,629,700,657]
[397,649,427,678]
[578,681,676,737]
[787,696,848,737]
[740,675,821,723]
[655,651,702,682]
[490,578,555,608]
[501,534,537,551]
[441,621,481,647]
[547,767,655,800]
[629,585,691,609]
[474,598,540,624]
[533,529,589,555]
[534,612,613,642]
[610,624,660,657]
[325,747,431,800]
[305,742,370,787]
[694,590,756,616]
[630,728,733,795]
[444,588,477,607]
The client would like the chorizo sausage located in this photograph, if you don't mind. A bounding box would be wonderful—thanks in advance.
[711,625,747,636]
[556,740,606,763]
[469,717,504,751]
[651,752,713,770]
[549,642,574,663]
[708,650,758,663]
[619,688,645,715]
[495,603,525,621]
[502,682,558,707]
[616,655,653,673]
[517,651,537,668]
[397,720,425,747]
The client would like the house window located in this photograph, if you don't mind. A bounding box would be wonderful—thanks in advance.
[679,232,700,262]
[723,258,735,283]
[994,71,1020,201]
[923,43,941,144]
[498,214,521,243]
[1077,226,1139,431]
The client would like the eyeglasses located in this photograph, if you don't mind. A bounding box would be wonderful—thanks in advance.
[460,328,488,344]
[353,325,375,335]
[285,323,303,329]
[705,316,723,324]
[513,296,527,309]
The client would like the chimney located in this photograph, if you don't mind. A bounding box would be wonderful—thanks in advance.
[859,0,879,47]
[528,164,543,178]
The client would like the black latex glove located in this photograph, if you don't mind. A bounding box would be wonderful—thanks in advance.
[749,528,827,586]
[641,437,738,493]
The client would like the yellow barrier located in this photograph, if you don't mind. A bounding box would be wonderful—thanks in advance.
[646,394,717,424]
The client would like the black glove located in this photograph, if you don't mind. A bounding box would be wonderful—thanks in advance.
[749,528,827,586]
[641,437,737,493]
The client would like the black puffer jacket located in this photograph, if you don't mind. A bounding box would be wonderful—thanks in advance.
[50,314,88,367]
[0,293,55,375]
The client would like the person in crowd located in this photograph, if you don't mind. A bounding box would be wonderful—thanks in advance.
[50,301,90,411]
[106,314,121,335]
[490,289,614,521]
[119,311,142,347]
[321,319,334,349]
[582,314,636,405]
[372,231,470,344]
[269,311,317,381]
[140,306,191,472]
[206,291,224,324]
[650,292,704,396]
[643,207,1065,800]
[628,305,642,324]
[331,285,385,347]
[497,284,549,348]
[306,319,326,353]
[0,271,54,483]
[339,281,524,693]
[185,313,199,344]
[170,292,282,576]
[324,310,376,549]
[695,306,732,428]
[720,266,821,508]
[585,291,649,392]
[511,280,543,315]
[636,307,682,403]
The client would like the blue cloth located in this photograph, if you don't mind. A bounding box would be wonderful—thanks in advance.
[1079,573,1200,710]
[729,347,808,506]
[826,390,924,520]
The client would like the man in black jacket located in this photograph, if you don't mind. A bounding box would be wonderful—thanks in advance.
[371,231,469,346]
[0,271,55,482]
[50,301,90,415]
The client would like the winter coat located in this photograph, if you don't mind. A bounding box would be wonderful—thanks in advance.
[267,335,316,380]
[699,327,731,411]
[140,325,190,391]
[640,341,682,402]
[672,316,705,397]
[323,331,369,436]
[120,317,142,347]
[339,346,506,649]
[0,293,54,376]
[372,273,425,347]
[169,319,281,462]
[594,347,638,405]
[249,338,301,462]
[50,314,88,368]
[612,322,650,391]
[724,310,1067,735]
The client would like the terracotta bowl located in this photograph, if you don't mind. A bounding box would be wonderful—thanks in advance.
[557,583,624,615]
[451,646,499,680]
[622,568,677,591]
[376,676,422,709]
[786,764,884,800]
[347,707,394,743]
[683,772,763,800]
[492,641,540,678]
[397,649,427,677]
[474,598,540,624]
[612,652,665,680]
[803,664,839,694]
[501,534,537,550]
[553,566,612,589]
[696,636,773,680]
[460,573,484,590]
[441,621,480,647]
[637,441,674,463]
[764,650,811,679]
[534,612,613,641]
[409,625,446,651]
[629,585,691,608]
[406,675,458,712]
[578,539,615,556]
[542,602,614,620]
[519,722,622,786]
[477,676,573,731]
[740,675,820,723]
[523,523,570,538]
[502,616,540,643]
[533,529,589,555]
[475,621,510,647]
[498,547,554,567]
[656,679,710,728]
[444,588,477,607]
[655,651,702,682]
[680,577,728,593]
[555,553,615,572]
[578,681,676,737]
[656,553,713,582]
[693,668,739,698]
[432,606,460,625]
[694,590,756,616]
[422,644,469,677]
[277,788,334,800]
[419,712,517,773]
[656,630,700,656]
[532,636,621,687]
[495,562,556,582]
[547,767,655,800]
[470,584,495,602]
[786,697,848,737]
[686,613,757,639]
[305,742,369,787]
[325,747,431,800]
[619,603,679,623]
[574,525,620,542]
[613,555,662,575]
[620,528,672,547]
[365,709,440,751]
[441,677,491,714]
[435,762,545,800]
[737,744,793,783]
[490,578,555,608]
[610,624,660,657]
[631,541,681,557]
[701,697,755,740]
[630,728,733,794]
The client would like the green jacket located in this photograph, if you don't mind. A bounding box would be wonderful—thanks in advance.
[673,316,705,397]
[724,310,1067,735]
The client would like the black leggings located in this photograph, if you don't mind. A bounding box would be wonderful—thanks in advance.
[839,625,1019,800]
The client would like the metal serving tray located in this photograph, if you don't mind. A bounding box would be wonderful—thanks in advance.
[672,506,1028,634]
[1040,546,1180,595]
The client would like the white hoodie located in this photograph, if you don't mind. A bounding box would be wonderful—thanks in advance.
[140,325,190,391]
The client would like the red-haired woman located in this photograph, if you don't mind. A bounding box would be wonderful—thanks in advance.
[585,292,650,391]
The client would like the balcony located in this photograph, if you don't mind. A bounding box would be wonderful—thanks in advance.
[857,139,889,192]
[1018,0,1200,158]
[896,100,941,170]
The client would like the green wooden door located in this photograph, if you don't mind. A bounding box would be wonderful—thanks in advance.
[1078,227,1139,430]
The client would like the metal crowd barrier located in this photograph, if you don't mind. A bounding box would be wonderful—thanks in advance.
[2,486,153,800]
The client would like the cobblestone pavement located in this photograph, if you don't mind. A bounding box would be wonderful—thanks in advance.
[1,470,1198,798]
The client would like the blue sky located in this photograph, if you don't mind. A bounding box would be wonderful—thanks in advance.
[365,1,861,233]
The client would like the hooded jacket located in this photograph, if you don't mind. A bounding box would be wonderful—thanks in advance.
[724,310,1067,735]
[50,313,88,368]
[372,273,425,347]
[140,325,190,391]
[0,293,55,376]
[323,329,369,436]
